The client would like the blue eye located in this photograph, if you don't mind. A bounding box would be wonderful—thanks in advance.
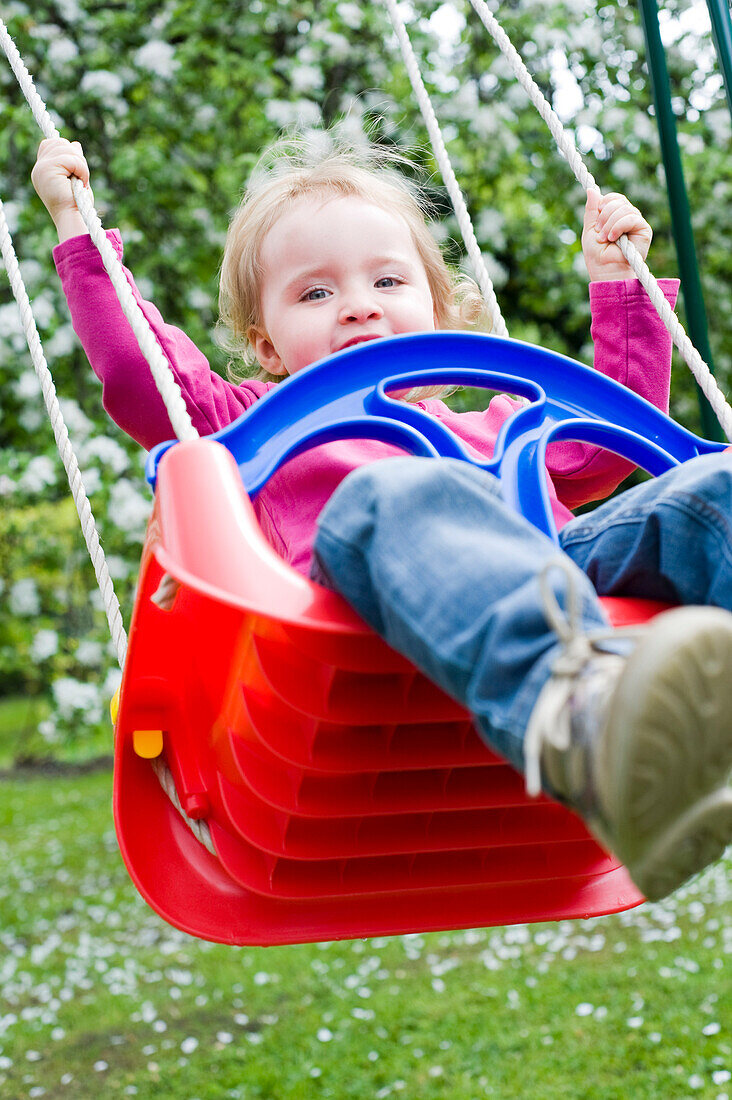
[304,288,329,301]
[375,277,399,288]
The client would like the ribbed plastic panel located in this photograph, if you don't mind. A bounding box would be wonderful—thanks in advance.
[112,441,648,945]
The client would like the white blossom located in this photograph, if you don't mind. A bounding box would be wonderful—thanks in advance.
[44,323,77,358]
[75,640,104,668]
[0,303,25,339]
[9,578,41,617]
[337,3,362,29]
[38,718,60,744]
[47,37,79,65]
[194,104,217,129]
[81,70,125,100]
[80,467,102,495]
[102,667,123,698]
[58,398,93,440]
[31,630,59,661]
[187,287,213,311]
[476,207,507,251]
[1,200,21,235]
[56,0,82,20]
[706,109,731,145]
[82,435,130,474]
[291,65,323,95]
[265,99,322,130]
[104,555,132,580]
[18,406,45,432]
[108,479,152,537]
[612,158,637,183]
[135,41,179,79]
[18,456,57,494]
[318,30,351,62]
[51,677,103,721]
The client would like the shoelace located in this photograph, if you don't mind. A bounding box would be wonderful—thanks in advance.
[523,559,643,797]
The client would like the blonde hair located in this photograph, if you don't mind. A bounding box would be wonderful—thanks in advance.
[217,132,491,397]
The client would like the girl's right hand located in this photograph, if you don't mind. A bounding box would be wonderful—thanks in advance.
[31,138,92,238]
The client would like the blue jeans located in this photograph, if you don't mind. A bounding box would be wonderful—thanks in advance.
[312,453,732,774]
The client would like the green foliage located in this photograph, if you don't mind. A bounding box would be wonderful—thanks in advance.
[1,0,731,754]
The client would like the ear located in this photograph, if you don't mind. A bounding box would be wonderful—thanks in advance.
[249,327,288,377]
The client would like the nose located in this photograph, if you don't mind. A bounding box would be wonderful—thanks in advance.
[338,290,384,325]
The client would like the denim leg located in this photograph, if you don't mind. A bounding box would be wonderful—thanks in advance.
[312,457,608,773]
[559,452,732,608]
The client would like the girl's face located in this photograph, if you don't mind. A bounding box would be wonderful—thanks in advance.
[252,194,436,377]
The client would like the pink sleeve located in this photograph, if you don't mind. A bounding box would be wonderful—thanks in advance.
[53,231,271,450]
[546,277,679,509]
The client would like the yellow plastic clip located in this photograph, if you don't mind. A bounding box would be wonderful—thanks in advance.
[110,687,120,726]
[133,730,164,759]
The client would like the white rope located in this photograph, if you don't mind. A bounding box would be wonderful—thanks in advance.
[382,0,508,337]
[466,0,732,442]
[0,200,215,851]
[150,758,215,853]
[0,17,212,852]
[0,198,128,668]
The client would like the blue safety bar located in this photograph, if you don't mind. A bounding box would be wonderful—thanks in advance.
[146,332,726,543]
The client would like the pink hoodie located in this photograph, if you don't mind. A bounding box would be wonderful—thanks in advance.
[54,230,678,575]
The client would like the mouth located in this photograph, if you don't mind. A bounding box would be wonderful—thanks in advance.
[337,335,383,352]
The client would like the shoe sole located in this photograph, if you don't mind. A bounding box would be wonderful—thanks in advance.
[600,606,732,902]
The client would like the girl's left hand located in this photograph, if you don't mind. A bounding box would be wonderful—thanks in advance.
[581,190,653,281]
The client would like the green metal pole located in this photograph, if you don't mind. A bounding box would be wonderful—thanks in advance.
[706,0,732,117]
[637,0,723,440]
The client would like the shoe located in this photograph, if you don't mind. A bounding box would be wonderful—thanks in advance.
[525,605,732,902]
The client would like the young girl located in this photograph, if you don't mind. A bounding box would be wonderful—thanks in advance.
[32,135,732,904]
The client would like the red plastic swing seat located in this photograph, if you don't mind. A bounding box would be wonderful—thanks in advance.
[113,437,664,945]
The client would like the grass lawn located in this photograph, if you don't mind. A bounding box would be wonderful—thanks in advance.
[0,768,729,1100]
